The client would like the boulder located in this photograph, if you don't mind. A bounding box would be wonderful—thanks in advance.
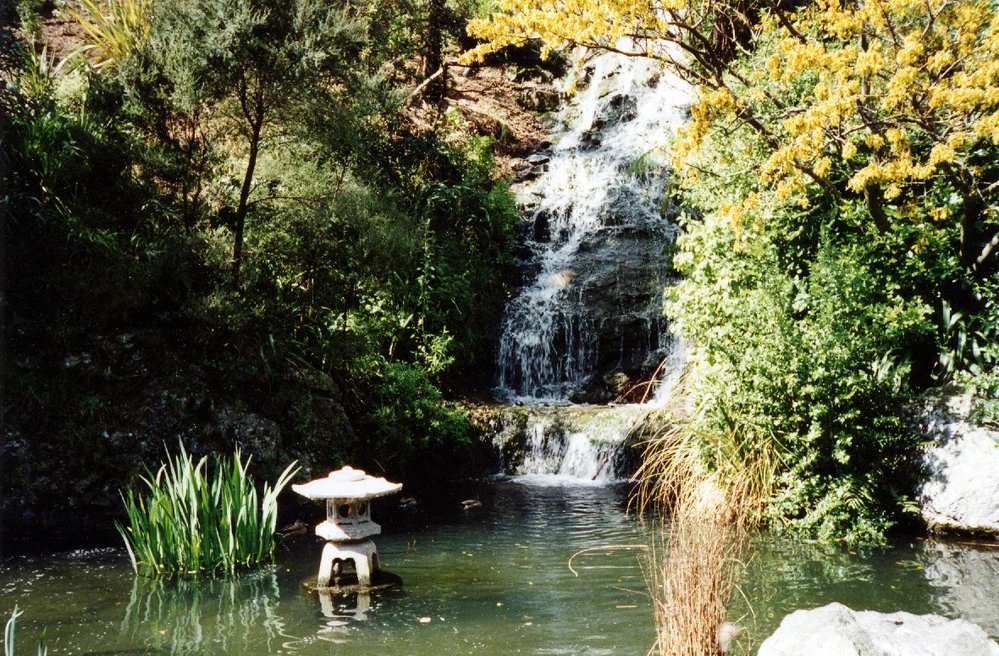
[758,602,999,656]
[919,393,999,537]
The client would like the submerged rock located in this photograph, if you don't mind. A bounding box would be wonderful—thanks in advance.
[758,602,999,656]
[919,393,999,538]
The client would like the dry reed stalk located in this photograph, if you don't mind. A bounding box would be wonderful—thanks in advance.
[641,457,749,656]
[635,371,759,656]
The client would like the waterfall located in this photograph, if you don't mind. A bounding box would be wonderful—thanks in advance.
[496,48,691,405]
[486,48,691,482]
[488,405,654,483]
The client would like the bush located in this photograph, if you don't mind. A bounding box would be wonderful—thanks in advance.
[364,360,475,477]
[664,118,934,542]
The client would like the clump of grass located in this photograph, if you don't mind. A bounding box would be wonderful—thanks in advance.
[635,375,771,656]
[69,0,152,70]
[638,437,749,656]
[116,443,298,577]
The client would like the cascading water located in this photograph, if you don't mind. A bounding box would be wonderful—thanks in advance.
[489,48,691,481]
[496,49,691,406]
[488,404,654,483]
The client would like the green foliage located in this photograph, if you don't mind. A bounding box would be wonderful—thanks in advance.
[667,94,936,542]
[945,275,999,425]
[364,361,475,476]
[69,0,152,70]
[6,0,519,514]
[15,0,45,39]
[117,444,298,577]
[939,278,999,381]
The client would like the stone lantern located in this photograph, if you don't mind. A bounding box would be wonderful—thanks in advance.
[292,466,402,588]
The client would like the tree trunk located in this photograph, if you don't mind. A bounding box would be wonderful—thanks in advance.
[959,191,982,273]
[425,0,447,102]
[0,93,8,558]
[864,183,890,234]
[233,106,264,285]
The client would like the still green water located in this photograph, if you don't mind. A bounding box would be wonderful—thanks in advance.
[3,481,998,655]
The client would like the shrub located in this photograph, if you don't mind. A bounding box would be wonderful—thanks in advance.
[365,360,474,477]
[117,444,298,577]
[70,0,152,70]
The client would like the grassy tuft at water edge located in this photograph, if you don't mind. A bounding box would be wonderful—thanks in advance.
[116,443,298,577]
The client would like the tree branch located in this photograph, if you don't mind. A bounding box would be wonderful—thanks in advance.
[975,228,999,271]
[406,65,446,105]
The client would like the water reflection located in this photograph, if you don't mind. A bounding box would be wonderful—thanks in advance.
[920,540,999,636]
[314,590,373,644]
[121,570,291,655]
[729,536,999,653]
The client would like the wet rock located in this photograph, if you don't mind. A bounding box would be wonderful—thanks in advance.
[512,168,539,183]
[287,365,341,401]
[517,87,561,112]
[605,93,637,122]
[532,210,552,242]
[477,404,649,480]
[758,602,999,656]
[602,371,632,397]
[919,393,999,538]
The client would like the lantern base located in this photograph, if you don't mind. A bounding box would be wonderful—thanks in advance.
[317,539,385,588]
[301,569,403,594]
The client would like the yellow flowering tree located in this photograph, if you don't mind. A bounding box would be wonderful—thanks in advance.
[466,0,999,276]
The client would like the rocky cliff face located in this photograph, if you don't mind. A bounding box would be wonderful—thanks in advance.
[1,326,359,551]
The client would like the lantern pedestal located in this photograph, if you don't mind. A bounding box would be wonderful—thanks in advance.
[318,539,379,587]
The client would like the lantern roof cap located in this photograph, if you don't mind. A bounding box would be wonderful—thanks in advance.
[291,466,402,501]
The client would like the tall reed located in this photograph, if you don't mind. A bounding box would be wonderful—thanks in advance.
[117,444,298,577]
[4,608,15,656]
[636,377,769,656]
[639,443,748,655]
[4,607,46,656]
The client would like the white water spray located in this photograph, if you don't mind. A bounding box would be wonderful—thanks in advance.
[496,49,691,405]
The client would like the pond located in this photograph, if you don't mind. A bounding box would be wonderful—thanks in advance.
[3,479,999,655]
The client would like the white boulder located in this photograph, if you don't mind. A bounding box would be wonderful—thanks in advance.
[919,393,999,536]
[757,602,999,656]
